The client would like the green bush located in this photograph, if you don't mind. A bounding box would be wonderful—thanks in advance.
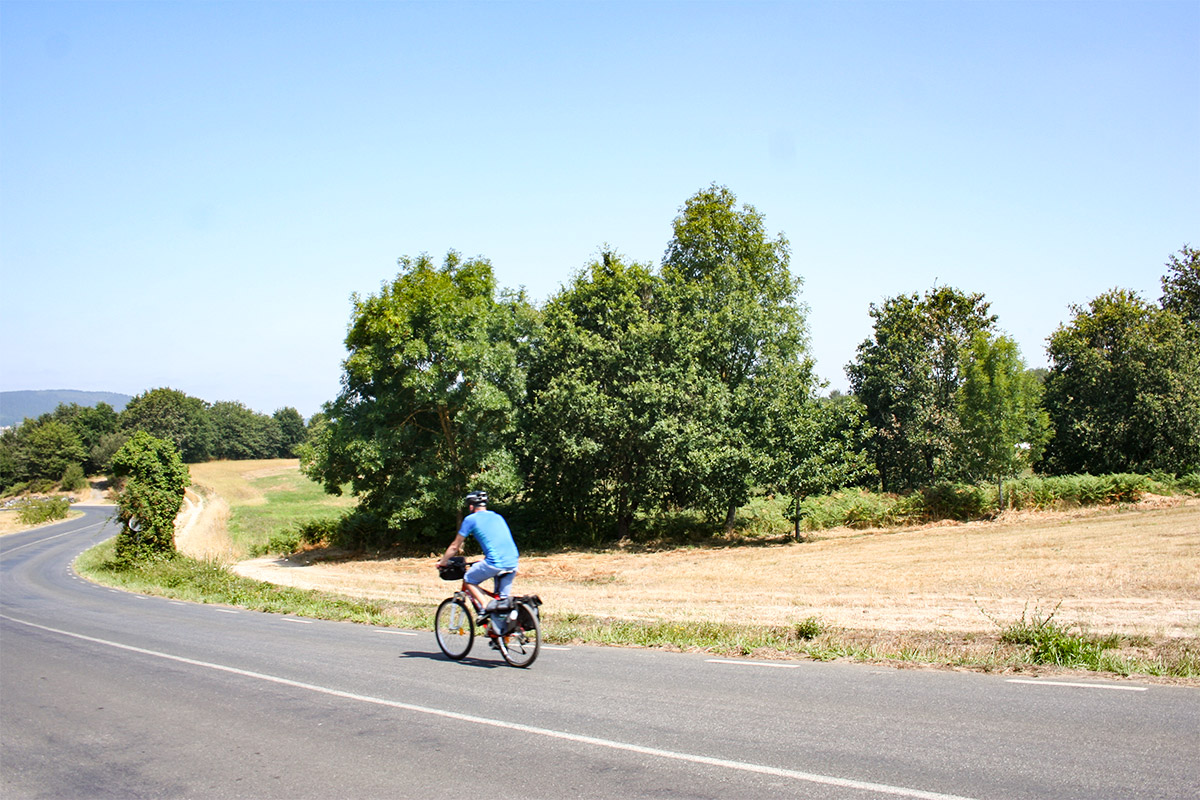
[798,489,898,531]
[794,616,824,640]
[1001,606,1118,669]
[1005,473,1151,510]
[17,497,70,525]
[1174,472,1200,494]
[256,517,342,556]
[917,482,994,521]
[61,463,87,492]
[109,432,190,564]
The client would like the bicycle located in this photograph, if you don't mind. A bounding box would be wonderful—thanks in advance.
[435,557,542,668]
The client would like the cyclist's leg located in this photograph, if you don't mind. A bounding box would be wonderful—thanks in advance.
[464,561,501,603]
[494,570,516,599]
[490,571,517,632]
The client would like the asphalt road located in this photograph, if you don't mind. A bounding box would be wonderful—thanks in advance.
[2,507,1198,799]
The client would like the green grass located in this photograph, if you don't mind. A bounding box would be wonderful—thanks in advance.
[219,471,352,556]
[76,538,431,629]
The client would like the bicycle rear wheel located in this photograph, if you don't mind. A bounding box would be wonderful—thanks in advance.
[435,597,475,660]
[497,601,541,668]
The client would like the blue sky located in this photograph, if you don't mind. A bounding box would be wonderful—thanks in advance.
[2,0,1197,419]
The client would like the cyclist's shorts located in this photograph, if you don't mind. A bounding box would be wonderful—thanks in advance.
[465,560,516,598]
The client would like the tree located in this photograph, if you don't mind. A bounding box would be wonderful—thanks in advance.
[273,407,307,457]
[209,401,282,460]
[661,185,814,530]
[847,287,996,491]
[69,402,121,473]
[520,251,685,540]
[1041,288,1200,475]
[35,402,121,474]
[956,332,1051,504]
[109,431,190,563]
[764,390,876,539]
[121,388,214,463]
[1161,244,1200,329]
[302,251,536,545]
[23,420,87,483]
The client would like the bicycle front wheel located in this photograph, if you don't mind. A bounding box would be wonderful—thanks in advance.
[435,597,475,660]
[498,601,541,668]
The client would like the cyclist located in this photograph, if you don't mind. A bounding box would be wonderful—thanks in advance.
[437,490,519,634]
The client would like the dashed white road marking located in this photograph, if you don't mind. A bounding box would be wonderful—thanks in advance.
[708,659,801,669]
[375,629,419,637]
[281,617,313,624]
[3,613,979,800]
[1007,679,1147,692]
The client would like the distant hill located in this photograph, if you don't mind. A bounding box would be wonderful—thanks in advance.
[0,390,132,428]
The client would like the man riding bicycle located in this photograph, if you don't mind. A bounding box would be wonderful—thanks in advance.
[437,490,519,633]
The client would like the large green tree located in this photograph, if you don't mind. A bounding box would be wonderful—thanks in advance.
[273,407,307,457]
[520,252,687,540]
[661,185,813,529]
[1041,288,1200,475]
[208,401,283,460]
[956,332,1051,502]
[847,286,996,491]
[121,388,214,463]
[20,419,87,483]
[302,252,536,545]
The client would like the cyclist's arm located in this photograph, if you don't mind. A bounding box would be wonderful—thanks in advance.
[438,534,467,568]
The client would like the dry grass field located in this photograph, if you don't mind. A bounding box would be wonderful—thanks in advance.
[234,495,1200,641]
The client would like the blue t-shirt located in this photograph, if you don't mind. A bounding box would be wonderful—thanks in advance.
[458,509,519,569]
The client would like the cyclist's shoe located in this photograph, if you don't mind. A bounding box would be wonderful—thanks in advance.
[488,638,500,651]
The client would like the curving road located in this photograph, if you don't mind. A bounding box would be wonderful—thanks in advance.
[2,507,1198,799]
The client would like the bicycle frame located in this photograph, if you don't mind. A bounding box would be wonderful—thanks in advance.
[456,576,511,636]
[435,561,541,666]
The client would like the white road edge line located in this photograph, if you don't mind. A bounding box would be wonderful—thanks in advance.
[707,659,801,669]
[1007,679,1147,692]
[541,645,571,651]
[374,630,419,637]
[282,617,313,624]
[1,613,977,800]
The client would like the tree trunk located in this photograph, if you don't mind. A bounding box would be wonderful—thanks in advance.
[617,514,632,540]
[724,503,737,535]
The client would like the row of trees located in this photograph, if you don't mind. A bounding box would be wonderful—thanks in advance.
[304,186,869,542]
[848,245,1200,494]
[305,186,1200,548]
[0,388,309,493]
